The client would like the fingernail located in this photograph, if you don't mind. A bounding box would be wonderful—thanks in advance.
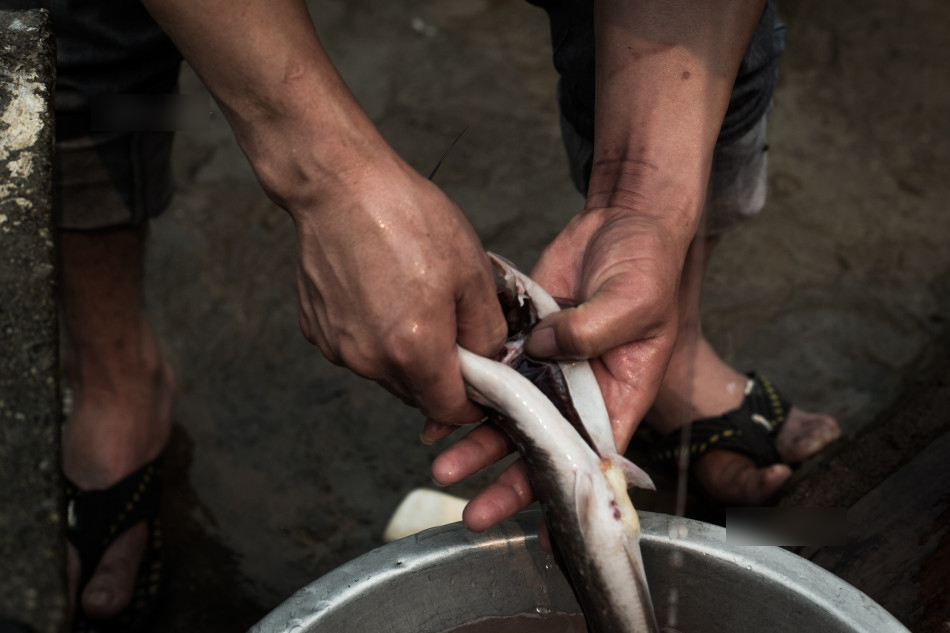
[86,588,112,608]
[525,326,557,358]
[420,420,455,445]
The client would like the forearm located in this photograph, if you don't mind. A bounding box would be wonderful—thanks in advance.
[146,0,507,427]
[590,0,766,242]
[141,0,396,211]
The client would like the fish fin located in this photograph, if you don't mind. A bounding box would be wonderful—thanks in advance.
[614,455,656,491]
[623,535,661,633]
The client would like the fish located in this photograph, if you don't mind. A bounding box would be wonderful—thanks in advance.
[456,253,660,633]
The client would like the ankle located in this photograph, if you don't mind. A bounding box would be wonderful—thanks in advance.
[62,327,175,489]
[65,317,167,397]
[647,337,747,434]
[62,378,174,489]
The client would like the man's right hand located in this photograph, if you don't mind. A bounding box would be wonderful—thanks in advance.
[286,154,506,425]
[141,0,507,423]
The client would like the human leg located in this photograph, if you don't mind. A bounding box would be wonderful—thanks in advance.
[646,233,840,505]
[51,0,182,619]
[642,87,840,502]
[60,226,175,619]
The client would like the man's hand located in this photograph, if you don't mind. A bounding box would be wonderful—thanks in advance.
[428,0,768,530]
[431,206,686,530]
[141,0,507,422]
[288,157,506,424]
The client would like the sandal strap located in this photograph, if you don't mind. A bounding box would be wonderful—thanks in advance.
[739,372,791,432]
[64,456,163,587]
[650,373,790,469]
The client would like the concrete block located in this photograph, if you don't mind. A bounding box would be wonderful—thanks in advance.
[0,9,66,633]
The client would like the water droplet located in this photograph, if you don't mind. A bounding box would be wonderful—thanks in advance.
[536,606,551,616]
[665,586,680,628]
[668,518,689,541]
[669,550,684,568]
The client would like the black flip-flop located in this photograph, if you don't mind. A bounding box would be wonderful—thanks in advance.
[64,455,165,633]
[649,373,791,470]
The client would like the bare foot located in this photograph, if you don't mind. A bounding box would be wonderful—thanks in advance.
[648,338,841,505]
[62,323,175,621]
[775,406,841,464]
[693,454,793,506]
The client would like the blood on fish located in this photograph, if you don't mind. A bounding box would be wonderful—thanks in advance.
[610,500,622,520]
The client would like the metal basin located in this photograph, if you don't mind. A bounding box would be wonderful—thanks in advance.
[250,510,908,633]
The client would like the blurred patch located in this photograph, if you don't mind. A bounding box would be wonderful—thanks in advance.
[90,93,210,132]
[727,507,848,546]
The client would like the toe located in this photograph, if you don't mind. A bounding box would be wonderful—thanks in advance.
[777,408,842,464]
[695,450,792,505]
[743,463,793,503]
[81,522,147,620]
[66,544,80,620]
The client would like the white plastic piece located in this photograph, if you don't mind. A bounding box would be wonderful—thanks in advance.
[382,488,469,543]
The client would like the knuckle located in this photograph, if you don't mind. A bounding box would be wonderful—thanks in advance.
[297,310,317,345]
[321,347,344,367]
[298,313,342,365]
[557,316,600,359]
[335,337,378,378]
[381,320,433,371]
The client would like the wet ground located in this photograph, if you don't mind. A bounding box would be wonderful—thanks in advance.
[133,0,948,630]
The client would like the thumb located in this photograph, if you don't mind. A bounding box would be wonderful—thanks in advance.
[524,276,669,360]
[523,309,586,360]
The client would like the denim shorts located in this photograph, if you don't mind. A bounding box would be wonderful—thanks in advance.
[6,0,183,229]
[531,0,786,235]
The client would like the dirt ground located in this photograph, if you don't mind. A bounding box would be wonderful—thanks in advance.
[131,0,949,630]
